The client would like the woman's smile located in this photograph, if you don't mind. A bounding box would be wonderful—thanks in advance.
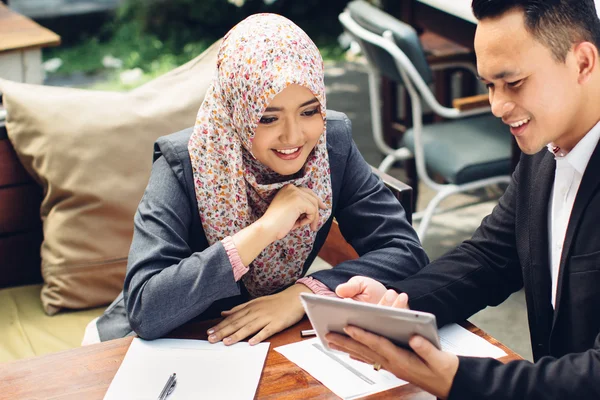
[272,146,303,160]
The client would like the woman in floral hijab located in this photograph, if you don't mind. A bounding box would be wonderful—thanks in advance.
[92,13,427,345]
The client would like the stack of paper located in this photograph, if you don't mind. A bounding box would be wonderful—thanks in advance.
[275,323,507,399]
[104,338,269,400]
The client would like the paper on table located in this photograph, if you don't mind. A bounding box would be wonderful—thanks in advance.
[275,323,506,400]
[276,337,407,400]
[104,338,269,400]
[439,324,507,358]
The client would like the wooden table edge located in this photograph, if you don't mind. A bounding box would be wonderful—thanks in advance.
[0,319,523,399]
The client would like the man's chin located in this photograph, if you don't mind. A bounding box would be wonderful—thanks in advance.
[515,137,546,155]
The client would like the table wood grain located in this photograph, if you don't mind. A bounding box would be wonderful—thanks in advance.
[0,318,522,399]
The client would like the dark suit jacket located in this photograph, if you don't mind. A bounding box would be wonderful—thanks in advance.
[391,143,600,399]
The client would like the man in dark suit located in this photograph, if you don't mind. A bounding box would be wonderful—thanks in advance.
[326,0,600,398]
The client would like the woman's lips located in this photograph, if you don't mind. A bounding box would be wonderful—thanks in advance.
[272,147,302,160]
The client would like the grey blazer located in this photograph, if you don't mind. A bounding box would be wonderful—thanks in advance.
[97,110,427,341]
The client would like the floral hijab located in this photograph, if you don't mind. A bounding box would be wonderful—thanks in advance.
[188,14,332,297]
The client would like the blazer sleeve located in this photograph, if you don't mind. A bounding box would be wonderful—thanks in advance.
[449,333,600,399]
[124,156,241,340]
[310,116,429,290]
[390,163,524,327]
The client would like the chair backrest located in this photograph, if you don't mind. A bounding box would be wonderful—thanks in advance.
[318,168,413,266]
[345,0,433,85]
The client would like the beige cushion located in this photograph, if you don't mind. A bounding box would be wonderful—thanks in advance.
[0,284,104,363]
[0,40,220,315]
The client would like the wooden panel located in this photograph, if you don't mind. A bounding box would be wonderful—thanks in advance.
[0,183,42,234]
[0,318,522,400]
[411,2,477,50]
[0,230,43,289]
[453,93,490,111]
[23,47,43,84]
[0,51,24,82]
[318,221,359,267]
[0,138,34,187]
[420,30,471,60]
[0,3,60,53]
[0,48,43,83]
[0,136,42,288]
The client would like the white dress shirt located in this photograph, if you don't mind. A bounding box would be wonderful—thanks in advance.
[548,121,600,308]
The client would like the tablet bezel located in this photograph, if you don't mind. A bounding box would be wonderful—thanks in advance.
[300,292,441,351]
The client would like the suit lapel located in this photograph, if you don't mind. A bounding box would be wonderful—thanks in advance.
[553,141,600,326]
[527,151,555,340]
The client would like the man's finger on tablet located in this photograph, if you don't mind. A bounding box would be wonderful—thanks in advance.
[378,289,399,307]
[392,293,410,309]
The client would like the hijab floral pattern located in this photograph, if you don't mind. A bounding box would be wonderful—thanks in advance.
[188,14,332,297]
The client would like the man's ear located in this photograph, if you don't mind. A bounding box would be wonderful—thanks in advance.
[573,41,598,84]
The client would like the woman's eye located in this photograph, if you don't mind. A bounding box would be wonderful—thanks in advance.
[302,107,320,117]
[259,116,277,124]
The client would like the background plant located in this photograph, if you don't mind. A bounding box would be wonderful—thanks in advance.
[43,0,358,89]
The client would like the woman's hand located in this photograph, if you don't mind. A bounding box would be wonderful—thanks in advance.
[260,184,327,241]
[231,185,327,266]
[207,284,312,345]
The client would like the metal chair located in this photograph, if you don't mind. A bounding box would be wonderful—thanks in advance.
[339,1,512,240]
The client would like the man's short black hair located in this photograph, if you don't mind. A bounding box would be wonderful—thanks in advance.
[472,0,600,62]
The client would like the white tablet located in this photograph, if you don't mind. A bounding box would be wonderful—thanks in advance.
[300,292,441,351]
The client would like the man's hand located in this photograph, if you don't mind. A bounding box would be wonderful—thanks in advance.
[326,327,459,399]
[377,289,410,309]
[335,276,388,303]
[335,276,410,309]
[207,284,311,345]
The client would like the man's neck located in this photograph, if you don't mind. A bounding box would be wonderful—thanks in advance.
[555,107,600,152]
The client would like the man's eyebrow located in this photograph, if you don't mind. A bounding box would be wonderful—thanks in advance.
[264,98,319,112]
[477,70,520,81]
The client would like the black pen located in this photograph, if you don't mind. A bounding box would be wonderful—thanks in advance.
[157,372,177,400]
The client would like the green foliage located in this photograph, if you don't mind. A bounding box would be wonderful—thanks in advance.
[44,0,351,90]
[115,0,349,45]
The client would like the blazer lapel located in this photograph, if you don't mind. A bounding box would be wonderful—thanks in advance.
[553,141,600,325]
[527,151,555,341]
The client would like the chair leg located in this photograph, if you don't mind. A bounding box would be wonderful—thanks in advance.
[378,155,396,173]
[381,76,399,148]
[378,147,412,173]
[416,187,455,241]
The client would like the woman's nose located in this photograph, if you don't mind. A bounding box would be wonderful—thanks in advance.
[281,118,302,143]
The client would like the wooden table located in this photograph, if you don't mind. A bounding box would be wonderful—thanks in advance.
[0,318,522,399]
[0,3,60,84]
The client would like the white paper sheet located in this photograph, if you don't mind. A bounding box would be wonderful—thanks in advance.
[104,338,269,400]
[276,338,407,400]
[439,324,507,358]
[275,323,507,400]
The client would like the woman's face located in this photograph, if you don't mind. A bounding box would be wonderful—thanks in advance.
[252,84,324,176]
